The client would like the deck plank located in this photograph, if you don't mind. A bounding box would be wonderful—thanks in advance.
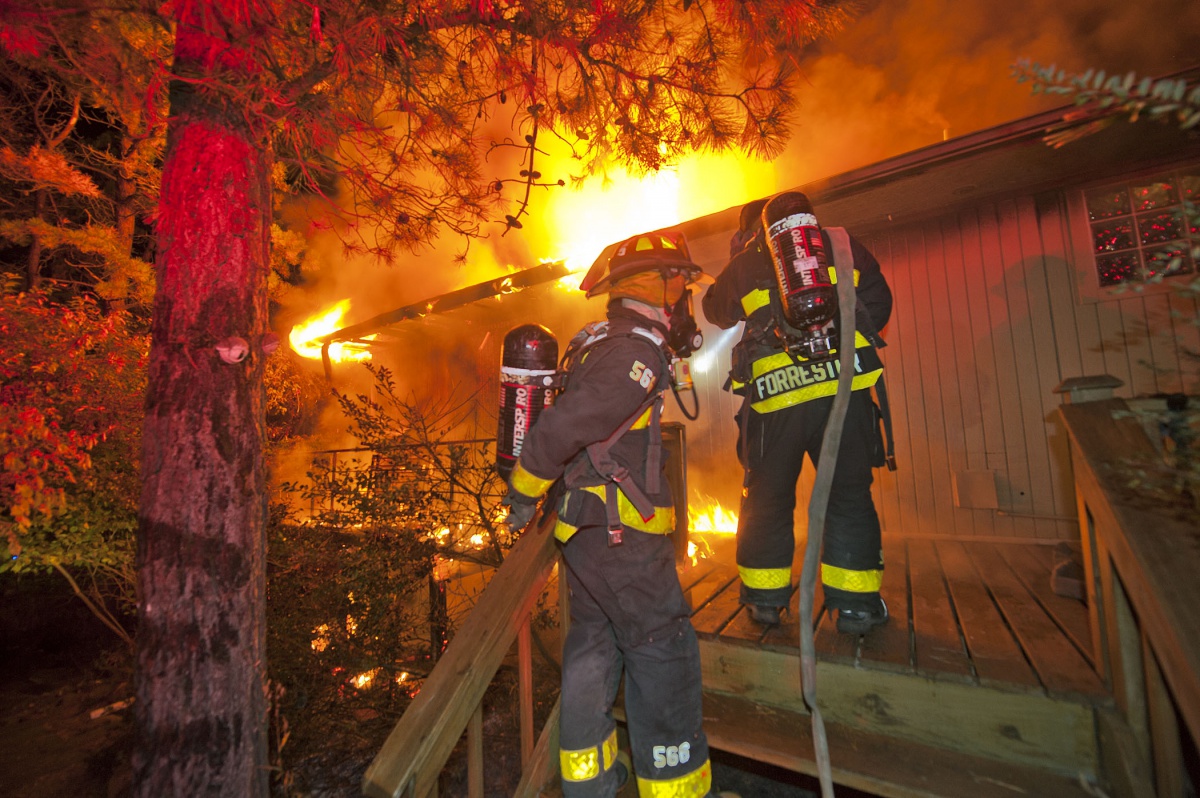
[935,540,1040,690]
[907,539,974,680]
[994,542,1093,665]
[678,557,720,593]
[690,571,744,638]
[858,536,914,672]
[682,562,737,615]
[965,542,1105,699]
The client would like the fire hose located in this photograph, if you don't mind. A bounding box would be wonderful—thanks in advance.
[797,228,860,798]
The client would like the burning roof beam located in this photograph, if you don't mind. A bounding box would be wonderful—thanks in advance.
[316,260,573,380]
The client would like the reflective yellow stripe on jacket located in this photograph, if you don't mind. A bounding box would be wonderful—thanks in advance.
[554,486,675,542]
[748,339,882,414]
[739,269,860,317]
[510,460,555,501]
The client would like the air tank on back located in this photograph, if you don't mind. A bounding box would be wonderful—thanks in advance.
[761,191,838,356]
[496,324,558,479]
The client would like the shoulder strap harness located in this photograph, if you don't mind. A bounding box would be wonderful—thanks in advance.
[562,319,671,546]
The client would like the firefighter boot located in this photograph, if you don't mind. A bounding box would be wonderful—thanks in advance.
[615,751,633,794]
[746,603,783,626]
[835,597,889,635]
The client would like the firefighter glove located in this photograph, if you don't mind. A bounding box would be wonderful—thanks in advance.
[502,490,538,533]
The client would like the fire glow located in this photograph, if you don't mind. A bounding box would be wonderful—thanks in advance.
[288,300,375,363]
[287,146,775,364]
[689,498,738,535]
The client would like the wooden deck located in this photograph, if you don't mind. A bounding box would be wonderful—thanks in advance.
[674,534,1113,798]
[685,535,1104,698]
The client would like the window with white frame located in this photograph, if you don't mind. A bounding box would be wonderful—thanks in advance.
[1085,169,1199,287]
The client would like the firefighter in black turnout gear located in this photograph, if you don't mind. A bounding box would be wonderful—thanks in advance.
[503,231,736,798]
[702,194,894,633]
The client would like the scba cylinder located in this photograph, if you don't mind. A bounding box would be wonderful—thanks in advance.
[762,192,837,332]
[496,324,559,479]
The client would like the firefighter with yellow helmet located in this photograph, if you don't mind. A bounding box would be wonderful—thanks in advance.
[502,230,737,798]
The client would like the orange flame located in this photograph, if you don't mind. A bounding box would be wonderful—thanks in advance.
[689,497,738,535]
[291,151,774,359]
[288,299,375,362]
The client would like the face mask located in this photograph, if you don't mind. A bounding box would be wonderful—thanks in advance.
[667,289,703,357]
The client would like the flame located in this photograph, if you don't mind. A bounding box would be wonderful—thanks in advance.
[288,299,376,362]
[534,148,776,280]
[689,497,738,535]
[311,623,331,653]
[350,668,382,689]
[543,166,681,274]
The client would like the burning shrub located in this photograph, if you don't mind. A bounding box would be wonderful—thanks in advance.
[268,363,514,789]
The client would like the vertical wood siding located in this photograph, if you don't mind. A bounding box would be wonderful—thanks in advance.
[858,193,1198,540]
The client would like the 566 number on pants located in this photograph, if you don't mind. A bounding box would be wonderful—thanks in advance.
[652,742,691,768]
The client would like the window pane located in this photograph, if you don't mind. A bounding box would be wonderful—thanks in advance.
[1093,218,1136,253]
[1183,175,1200,236]
[1138,210,1184,246]
[1096,251,1141,286]
[1085,186,1130,220]
[1130,179,1178,212]
[1180,174,1200,203]
[1145,242,1195,278]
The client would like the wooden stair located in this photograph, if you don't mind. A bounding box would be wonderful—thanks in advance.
[700,690,1101,798]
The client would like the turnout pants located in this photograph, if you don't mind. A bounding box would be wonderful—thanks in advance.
[736,389,884,613]
[559,526,712,798]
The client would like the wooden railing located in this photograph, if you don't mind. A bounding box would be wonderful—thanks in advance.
[1061,398,1200,798]
[362,512,560,798]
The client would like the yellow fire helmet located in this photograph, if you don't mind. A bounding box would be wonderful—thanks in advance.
[579,230,709,303]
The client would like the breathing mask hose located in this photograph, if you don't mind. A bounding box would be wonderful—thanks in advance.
[798,230,859,798]
[670,379,700,420]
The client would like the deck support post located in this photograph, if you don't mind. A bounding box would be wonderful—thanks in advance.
[1076,486,1108,683]
[1106,567,1152,766]
[1143,636,1185,798]
[519,617,534,767]
[468,703,483,798]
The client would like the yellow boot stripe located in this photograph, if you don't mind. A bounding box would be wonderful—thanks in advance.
[637,758,712,797]
[560,729,619,782]
[602,731,618,771]
[738,565,791,590]
[821,563,883,593]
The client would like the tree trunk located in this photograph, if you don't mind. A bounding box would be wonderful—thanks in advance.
[115,135,138,258]
[112,133,138,310]
[26,188,45,289]
[133,10,271,794]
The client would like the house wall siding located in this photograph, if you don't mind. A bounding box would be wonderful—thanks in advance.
[866,192,1197,540]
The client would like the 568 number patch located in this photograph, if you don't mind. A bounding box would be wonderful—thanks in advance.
[651,741,690,768]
